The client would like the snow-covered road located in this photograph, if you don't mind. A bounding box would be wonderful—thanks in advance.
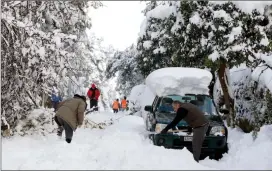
[2,112,272,170]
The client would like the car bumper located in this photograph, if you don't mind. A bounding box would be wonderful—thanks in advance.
[151,133,227,154]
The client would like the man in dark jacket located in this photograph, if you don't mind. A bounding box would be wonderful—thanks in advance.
[87,84,100,111]
[161,100,209,162]
[54,94,87,143]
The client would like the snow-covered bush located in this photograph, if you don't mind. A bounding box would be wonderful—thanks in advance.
[15,108,57,136]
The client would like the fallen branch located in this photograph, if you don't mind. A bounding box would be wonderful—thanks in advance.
[83,118,113,129]
[83,114,130,129]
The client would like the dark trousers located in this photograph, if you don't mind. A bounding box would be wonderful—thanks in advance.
[113,109,118,113]
[52,101,59,112]
[90,99,98,111]
[54,116,73,143]
[192,124,209,162]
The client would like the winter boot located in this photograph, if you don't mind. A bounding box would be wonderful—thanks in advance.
[57,126,64,137]
[66,138,72,143]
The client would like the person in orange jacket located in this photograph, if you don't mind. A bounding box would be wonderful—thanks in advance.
[121,96,128,111]
[87,84,100,111]
[112,99,120,113]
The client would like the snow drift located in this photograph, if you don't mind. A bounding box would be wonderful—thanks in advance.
[202,125,272,170]
[2,111,272,170]
[145,67,213,97]
[128,84,155,118]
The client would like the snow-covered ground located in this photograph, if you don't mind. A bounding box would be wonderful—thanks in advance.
[2,111,272,170]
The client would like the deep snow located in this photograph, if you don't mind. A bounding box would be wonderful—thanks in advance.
[128,84,155,119]
[2,111,272,170]
[145,67,212,97]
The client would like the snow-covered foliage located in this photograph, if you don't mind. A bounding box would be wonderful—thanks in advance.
[213,63,272,133]
[106,44,144,96]
[15,108,57,136]
[1,1,113,132]
[137,1,271,73]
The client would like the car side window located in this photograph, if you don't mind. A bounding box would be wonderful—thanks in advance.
[155,98,161,112]
[212,99,219,115]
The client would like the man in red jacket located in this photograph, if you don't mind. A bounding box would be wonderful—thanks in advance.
[87,84,100,111]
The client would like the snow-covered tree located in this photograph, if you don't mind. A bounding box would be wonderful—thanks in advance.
[136,0,272,130]
[205,2,270,127]
[106,44,144,96]
[1,1,104,133]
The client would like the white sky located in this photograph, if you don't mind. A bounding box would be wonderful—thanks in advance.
[88,1,146,51]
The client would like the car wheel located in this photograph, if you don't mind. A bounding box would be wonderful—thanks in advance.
[210,144,228,160]
[213,152,223,160]
[223,143,229,153]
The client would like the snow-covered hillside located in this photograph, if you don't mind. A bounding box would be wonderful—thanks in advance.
[2,111,272,170]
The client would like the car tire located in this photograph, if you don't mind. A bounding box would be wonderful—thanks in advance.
[210,144,229,160]
[223,143,229,153]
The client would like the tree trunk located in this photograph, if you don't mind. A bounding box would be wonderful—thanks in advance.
[42,92,45,108]
[218,62,235,128]
[208,70,216,98]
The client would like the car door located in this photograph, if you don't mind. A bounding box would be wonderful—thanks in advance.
[146,96,160,131]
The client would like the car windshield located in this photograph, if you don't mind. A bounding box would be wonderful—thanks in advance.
[157,94,217,115]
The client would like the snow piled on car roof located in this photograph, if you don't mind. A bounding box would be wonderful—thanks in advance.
[145,67,212,97]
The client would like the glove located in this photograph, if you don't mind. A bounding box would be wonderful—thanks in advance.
[160,129,168,134]
[78,125,82,128]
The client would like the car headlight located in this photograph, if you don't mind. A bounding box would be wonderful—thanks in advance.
[210,126,226,136]
[155,124,167,133]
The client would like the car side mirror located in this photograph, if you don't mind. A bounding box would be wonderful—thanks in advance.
[144,105,152,112]
[219,108,229,114]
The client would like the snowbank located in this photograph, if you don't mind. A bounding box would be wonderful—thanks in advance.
[2,112,211,170]
[2,111,272,170]
[202,125,272,170]
[128,84,155,118]
[145,67,213,97]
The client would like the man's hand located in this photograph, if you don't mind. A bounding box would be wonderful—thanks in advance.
[78,124,82,128]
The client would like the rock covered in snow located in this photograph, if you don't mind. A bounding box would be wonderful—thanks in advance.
[145,67,213,97]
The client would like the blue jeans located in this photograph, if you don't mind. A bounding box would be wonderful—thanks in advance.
[52,101,59,112]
